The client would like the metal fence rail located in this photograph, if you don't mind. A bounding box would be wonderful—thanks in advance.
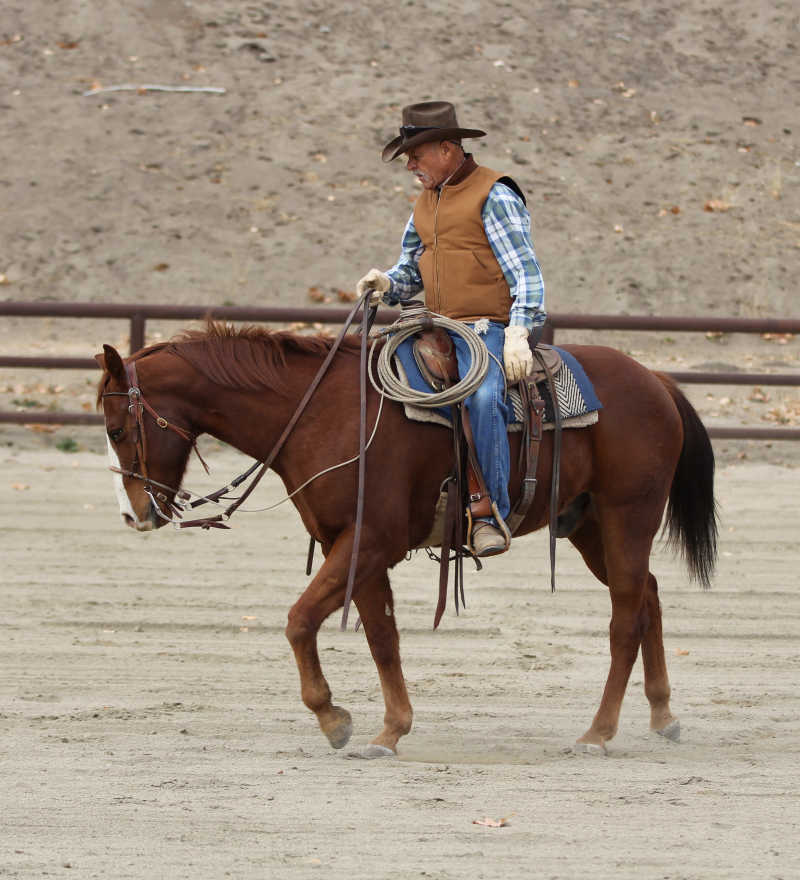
[1,301,798,438]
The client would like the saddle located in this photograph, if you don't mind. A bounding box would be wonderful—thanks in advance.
[413,326,558,524]
[413,327,562,388]
[412,326,563,625]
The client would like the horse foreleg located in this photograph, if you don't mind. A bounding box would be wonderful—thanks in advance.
[641,573,680,740]
[351,574,413,756]
[285,533,356,750]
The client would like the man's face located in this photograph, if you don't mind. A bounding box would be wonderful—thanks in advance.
[405,141,458,190]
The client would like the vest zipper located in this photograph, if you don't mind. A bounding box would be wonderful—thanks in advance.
[433,188,442,314]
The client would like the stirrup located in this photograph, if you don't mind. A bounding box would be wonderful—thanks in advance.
[466,502,511,557]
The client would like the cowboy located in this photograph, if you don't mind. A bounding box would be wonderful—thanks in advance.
[357,101,546,557]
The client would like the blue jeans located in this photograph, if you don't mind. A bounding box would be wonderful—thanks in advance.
[451,321,511,524]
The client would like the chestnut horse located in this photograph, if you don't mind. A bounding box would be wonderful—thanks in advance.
[96,323,717,756]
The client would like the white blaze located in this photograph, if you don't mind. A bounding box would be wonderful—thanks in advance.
[106,435,148,528]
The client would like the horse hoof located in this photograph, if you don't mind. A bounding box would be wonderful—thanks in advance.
[323,706,353,750]
[572,740,607,756]
[655,719,681,743]
[347,744,397,760]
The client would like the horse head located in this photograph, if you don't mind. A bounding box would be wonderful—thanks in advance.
[96,343,194,531]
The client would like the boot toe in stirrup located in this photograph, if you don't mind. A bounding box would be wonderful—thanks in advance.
[471,521,509,557]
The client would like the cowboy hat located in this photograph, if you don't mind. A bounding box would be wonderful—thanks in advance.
[381,101,486,163]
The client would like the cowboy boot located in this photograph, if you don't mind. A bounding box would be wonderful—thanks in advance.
[470,519,510,557]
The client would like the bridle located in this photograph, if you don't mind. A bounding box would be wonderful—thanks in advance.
[102,359,210,525]
[101,292,378,537]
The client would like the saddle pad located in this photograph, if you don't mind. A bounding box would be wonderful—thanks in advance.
[394,342,602,431]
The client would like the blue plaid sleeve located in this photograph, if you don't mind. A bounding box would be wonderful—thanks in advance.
[385,213,424,303]
[483,183,546,330]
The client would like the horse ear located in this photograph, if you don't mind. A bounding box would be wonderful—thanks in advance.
[100,344,127,383]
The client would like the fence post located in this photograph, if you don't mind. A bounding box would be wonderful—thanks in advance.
[130,313,146,354]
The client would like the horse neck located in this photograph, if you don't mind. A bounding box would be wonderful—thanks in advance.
[175,348,332,464]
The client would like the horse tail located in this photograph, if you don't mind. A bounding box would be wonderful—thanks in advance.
[656,373,719,589]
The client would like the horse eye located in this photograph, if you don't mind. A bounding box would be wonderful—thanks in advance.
[109,427,124,443]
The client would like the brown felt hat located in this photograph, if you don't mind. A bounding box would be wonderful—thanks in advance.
[381,101,486,163]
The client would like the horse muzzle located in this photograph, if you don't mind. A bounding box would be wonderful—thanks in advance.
[121,499,163,531]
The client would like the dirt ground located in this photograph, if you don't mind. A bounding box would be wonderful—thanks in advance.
[2,1,800,877]
[1,443,799,879]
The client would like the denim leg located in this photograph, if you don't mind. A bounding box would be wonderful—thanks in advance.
[451,322,511,523]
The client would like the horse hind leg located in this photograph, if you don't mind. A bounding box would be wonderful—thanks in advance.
[641,573,680,741]
[349,574,413,758]
[568,508,676,751]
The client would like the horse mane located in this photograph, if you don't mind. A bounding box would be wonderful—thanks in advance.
[163,321,360,395]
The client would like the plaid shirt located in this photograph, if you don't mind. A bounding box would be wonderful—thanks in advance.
[385,182,546,330]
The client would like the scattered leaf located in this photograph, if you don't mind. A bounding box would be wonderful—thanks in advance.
[57,40,80,49]
[704,200,731,212]
[11,483,30,491]
[337,289,357,302]
[307,286,325,302]
[153,262,169,272]
[24,423,59,433]
[763,401,800,426]
[473,814,514,827]
[675,648,690,656]
[742,116,762,126]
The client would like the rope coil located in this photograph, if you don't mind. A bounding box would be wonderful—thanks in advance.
[369,306,489,407]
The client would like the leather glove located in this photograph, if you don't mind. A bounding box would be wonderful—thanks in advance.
[503,325,534,382]
[356,268,391,306]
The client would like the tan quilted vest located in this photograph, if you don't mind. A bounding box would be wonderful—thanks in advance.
[413,165,513,323]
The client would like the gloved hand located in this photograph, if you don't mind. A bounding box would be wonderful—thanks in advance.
[503,325,534,382]
[356,268,391,306]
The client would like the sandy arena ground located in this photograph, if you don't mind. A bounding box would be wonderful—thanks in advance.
[1,440,799,879]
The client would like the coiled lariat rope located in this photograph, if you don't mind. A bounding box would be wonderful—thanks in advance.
[369,304,489,407]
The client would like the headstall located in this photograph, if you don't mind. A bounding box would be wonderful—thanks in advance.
[101,359,210,525]
[100,291,377,534]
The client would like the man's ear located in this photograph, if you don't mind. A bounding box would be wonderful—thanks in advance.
[97,344,127,384]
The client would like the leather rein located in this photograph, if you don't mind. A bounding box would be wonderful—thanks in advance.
[101,293,376,534]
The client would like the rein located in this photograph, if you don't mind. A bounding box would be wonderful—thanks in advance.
[103,293,376,534]
[181,292,376,532]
